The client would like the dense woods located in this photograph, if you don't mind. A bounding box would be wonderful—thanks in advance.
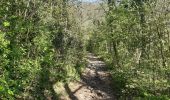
[0,0,170,99]
[89,0,170,99]
[0,0,85,99]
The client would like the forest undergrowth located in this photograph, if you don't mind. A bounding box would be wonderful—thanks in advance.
[88,0,170,99]
[0,0,170,100]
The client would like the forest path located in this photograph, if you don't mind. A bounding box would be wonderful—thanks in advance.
[57,53,115,100]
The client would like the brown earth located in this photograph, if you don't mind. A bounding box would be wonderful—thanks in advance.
[55,53,115,100]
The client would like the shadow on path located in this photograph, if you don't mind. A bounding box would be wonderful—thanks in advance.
[63,53,116,100]
[64,83,79,100]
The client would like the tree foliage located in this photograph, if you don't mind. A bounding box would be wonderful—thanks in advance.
[89,0,170,99]
[0,0,85,99]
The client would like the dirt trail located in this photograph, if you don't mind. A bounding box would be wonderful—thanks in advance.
[57,53,115,100]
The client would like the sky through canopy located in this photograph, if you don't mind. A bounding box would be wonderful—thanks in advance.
[81,0,98,3]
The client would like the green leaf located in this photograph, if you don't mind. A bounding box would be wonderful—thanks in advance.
[0,86,4,91]
[3,21,10,27]
[7,90,14,95]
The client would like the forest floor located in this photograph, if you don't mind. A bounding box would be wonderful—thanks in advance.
[55,53,115,100]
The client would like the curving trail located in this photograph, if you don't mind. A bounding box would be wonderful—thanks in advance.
[57,53,115,100]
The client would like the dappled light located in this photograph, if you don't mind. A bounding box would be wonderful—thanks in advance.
[0,0,170,99]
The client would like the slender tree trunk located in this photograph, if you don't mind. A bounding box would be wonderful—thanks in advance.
[113,41,120,67]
